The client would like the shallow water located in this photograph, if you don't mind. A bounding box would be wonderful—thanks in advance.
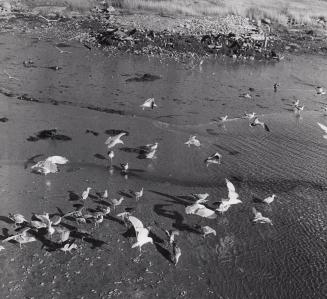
[0,31,326,298]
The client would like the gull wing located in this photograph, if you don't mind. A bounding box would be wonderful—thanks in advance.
[226,179,239,202]
[136,227,150,241]
[185,203,204,214]
[194,206,217,219]
[317,122,327,134]
[45,156,68,165]
[128,216,144,231]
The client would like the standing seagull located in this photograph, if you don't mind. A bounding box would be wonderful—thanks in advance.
[172,241,181,265]
[120,163,128,174]
[140,98,157,110]
[252,208,273,225]
[243,112,256,119]
[316,86,326,95]
[205,152,222,166]
[216,179,242,213]
[185,136,201,147]
[82,187,92,200]
[250,117,270,132]
[105,133,127,149]
[262,194,276,204]
[111,197,125,210]
[9,213,27,227]
[107,150,114,165]
[273,82,279,92]
[317,122,327,139]
[134,188,144,201]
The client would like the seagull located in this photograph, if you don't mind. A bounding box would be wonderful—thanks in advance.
[252,208,273,225]
[205,152,222,166]
[316,86,326,95]
[120,163,128,174]
[94,214,104,227]
[55,226,70,243]
[292,99,300,107]
[219,115,228,122]
[51,215,62,226]
[240,93,252,99]
[216,179,242,214]
[250,117,270,132]
[145,149,157,159]
[107,150,114,164]
[243,112,256,119]
[103,189,109,199]
[97,206,111,216]
[82,187,92,200]
[317,122,327,138]
[55,46,72,54]
[201,226,216,237]
[294,105,304,113]
[8,213,27,226]
[140,98,157,110]
[31,156,69,175]
[185,203,217,219]
[134,188,144,201]
[2,228,36,248]
[172,241,181,265]
[191,193,209,204]
[261,194,276,204]
[165,230,180,245]
[321,106,327,114]
[184,136,201,147]
[63,206,84,218]
[34,213,55,237]
[30,220,47,229]
[4,71,19,80]
[128,216,153,252]
[105,133,126,149]
[144,142,158,152]
[60,242,78,254]
[111,197,125,210]
[273,82,279,92]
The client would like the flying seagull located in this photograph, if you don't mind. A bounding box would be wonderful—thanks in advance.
[105,133,126,149]
[252,208,273,225]
[216,179,242,214]
[205,152,222,166]
[249,117,270,132]
[140,98,157,110]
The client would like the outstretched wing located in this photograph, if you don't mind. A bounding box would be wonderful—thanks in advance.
[46,156,68,165]
[128,216,144,231]
[317,122,327,134]
[226,179,238,201]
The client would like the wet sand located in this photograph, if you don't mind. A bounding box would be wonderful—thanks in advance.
[0,32,326,298]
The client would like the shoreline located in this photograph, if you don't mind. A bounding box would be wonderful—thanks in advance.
[1,4,327,62]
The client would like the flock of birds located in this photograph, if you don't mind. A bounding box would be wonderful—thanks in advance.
[2,63,327,268]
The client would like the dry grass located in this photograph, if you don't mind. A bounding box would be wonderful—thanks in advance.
[110,0,327,25]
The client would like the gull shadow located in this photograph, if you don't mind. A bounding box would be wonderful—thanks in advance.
[104,129,129,136]
[106,215,125,226]
[24,154,44,169]
[0,216,14,225]
[252,196,264,203]
[118,191,133,198]
[68,191,80,201]
[83,237,108,249]
[149,231,171,263]
[149,190,190,206]
[94,153,107,160]
[206,129,219,136]
[213,144,240,156]
[153,204,201,235]
[119,147,143,154]
[85,129,99,136]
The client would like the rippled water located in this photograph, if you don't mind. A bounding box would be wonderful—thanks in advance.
[0,32,326,298]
